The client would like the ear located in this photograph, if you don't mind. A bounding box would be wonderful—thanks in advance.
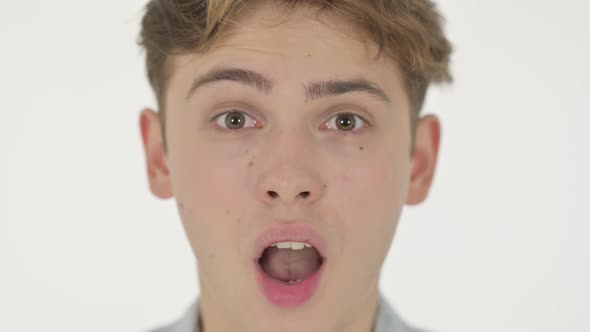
[406,114,441,205]
[139,108,174,199]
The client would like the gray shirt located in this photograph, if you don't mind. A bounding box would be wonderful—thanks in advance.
[149,294,428,332]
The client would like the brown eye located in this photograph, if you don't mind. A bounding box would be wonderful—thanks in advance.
[214,110,260,131]
[322,112,367,134]
[335,113,356,131]
[224,111,246,129]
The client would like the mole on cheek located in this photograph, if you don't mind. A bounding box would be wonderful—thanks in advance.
[248,161,254,167]
[359,146,364,151]
[226,209,230,215]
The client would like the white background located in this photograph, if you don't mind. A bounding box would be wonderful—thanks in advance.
[0,1,588,331]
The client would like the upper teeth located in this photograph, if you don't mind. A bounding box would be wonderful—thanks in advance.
[271,241,312,250]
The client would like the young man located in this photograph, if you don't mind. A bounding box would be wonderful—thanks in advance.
[137,0,452,331]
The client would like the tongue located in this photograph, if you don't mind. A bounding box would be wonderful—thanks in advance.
[259,246,322,282]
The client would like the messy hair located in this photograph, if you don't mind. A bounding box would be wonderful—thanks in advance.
[138,0,452,151]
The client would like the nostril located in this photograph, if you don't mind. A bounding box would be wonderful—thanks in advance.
[299,191,310,198]
[268,191,279,198]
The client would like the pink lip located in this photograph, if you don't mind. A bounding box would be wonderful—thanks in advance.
[253,222,328,308]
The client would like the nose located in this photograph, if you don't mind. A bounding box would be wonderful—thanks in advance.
[256,161,325,206]
[254,131,325,207]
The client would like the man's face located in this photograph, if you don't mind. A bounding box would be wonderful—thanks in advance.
[140,1,439,331]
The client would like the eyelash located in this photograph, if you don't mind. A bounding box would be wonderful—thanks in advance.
[212,110,370,135]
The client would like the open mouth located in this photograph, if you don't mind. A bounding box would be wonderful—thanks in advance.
[257,241,325,285]
[253,224,328,307]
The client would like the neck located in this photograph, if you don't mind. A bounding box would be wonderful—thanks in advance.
[337,288,381,332]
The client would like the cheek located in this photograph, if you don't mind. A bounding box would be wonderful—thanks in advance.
[336,152,410,260]
[172,137,251,206]
[339,154,408,210]
[170,149,249,259]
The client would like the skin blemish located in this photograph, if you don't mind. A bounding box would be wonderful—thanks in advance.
[248,161,254,167]
[178,201,184,210]
[226,209,230,215]
[323,184,327,189]
[359,146,364,151]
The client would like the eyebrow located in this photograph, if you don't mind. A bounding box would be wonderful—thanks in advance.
[185,67,273,100]
[304,79,391,104]
[185,66,391,104]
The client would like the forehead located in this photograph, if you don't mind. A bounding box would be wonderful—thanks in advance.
[216,1,373,54]
[165,1,406,104]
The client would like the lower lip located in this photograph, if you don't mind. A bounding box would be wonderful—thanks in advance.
[255,259,326,308]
